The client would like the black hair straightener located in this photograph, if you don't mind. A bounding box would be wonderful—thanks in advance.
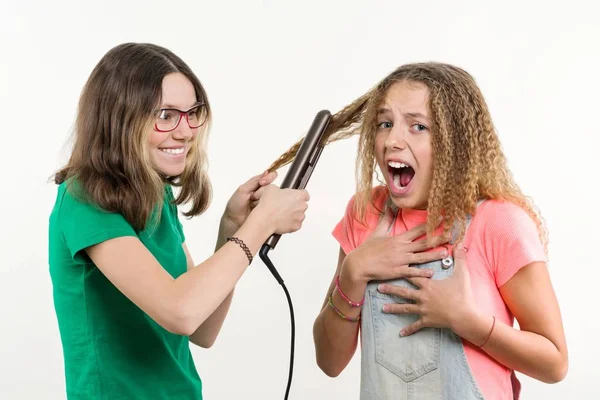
[259,110,331,400]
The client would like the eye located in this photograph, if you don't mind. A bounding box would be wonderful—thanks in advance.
[412,123,428,132]
[158,110,177,121]
[187,105,200,116]
[377,121,393,129]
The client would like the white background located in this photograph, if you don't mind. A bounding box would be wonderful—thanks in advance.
[1,0,598,399]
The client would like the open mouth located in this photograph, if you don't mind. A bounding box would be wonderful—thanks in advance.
[387,160,415,192]
[159,147,185,156]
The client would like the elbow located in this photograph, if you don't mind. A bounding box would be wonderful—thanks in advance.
[163,317,198,337]
[198,340,215,349]
[161,300,202,337]
[314,336,347,377]
[313,319,352,378]
[536,351,568,384]
[545,357,568,384]
[316,355,344,378]
[192,335,217,349]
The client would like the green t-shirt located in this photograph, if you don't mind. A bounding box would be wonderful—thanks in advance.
[48,181,203,399]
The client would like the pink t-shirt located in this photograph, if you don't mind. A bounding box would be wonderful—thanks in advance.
[332,187,547,400]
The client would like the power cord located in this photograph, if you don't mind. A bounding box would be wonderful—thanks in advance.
[259,244,295,400]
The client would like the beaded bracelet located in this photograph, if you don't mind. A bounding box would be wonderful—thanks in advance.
[335,275,364,307]
[227,237,253,265]
[328,292,361,323]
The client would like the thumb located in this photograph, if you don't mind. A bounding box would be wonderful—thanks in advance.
[452,241,469,279]
[372,205,397,238]
[239,171,269,194]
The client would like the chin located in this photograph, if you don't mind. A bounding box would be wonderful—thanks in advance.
[386,183,427,210]
[157,165,186,178]
[388,196,425,210]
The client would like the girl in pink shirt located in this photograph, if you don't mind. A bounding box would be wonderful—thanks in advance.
[269,63,567,399]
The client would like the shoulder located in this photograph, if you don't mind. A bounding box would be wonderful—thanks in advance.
[54,178,135,232]
[58,179,109,217]
[334,186,388,248]
[343,186,387,219]
[475,199,539,237]
[472,199,546,285]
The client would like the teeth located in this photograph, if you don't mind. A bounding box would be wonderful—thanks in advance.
[388,161,408,169]
[160,148,184,155]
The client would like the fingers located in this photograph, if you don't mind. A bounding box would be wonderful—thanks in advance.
[240,171,278,193]
[259,171,278,186]
[381,302,420,315]
[298,189,310,202]
[251,183,282,201]
[404,276,430,289]
[399,222,427,241]
[406,248,448,265]
[399,217,444,242]
[393,265,434,279]
[453,240,467,262]
[250,185,267,201]
[400,319,425,336]
[378,283,421,301]
[405,234,450,253]
[452,241,468,278]
[238,172,266,194]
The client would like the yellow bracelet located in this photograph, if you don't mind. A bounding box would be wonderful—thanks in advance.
[328,293,361,323]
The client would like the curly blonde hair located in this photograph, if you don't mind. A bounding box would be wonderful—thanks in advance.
[268,62,547,248]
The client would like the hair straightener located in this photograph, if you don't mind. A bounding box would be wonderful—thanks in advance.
[259,110,331,400]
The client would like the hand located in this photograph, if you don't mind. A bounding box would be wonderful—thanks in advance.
[253,185,310,235]
[377,243,478,337]
[222,170,278,232]
[344,206,450,284]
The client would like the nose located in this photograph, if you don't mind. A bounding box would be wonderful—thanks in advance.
[384,124,407,150]
[171,115,194,140]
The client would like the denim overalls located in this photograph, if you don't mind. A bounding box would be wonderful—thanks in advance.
[359,207,485,399]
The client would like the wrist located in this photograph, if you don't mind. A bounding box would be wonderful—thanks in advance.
[220,214,240,237]
[339,254,367,298]
[452,309,493,346]
[341,252,365,284]
[242,209,273,242]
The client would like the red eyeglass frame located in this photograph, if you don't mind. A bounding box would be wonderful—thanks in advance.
[154,102,206,133]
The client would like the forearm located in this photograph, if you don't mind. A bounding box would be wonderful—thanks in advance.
[173,212,271,335]
[314,266,365,377]
[189,218,238,347]
[189,292,233,347]
[456,311,568,383]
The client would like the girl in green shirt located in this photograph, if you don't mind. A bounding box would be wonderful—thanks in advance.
[48,42,309,399]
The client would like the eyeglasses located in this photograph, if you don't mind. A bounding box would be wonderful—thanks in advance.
[154,102,207,133]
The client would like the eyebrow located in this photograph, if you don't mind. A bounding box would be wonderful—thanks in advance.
[377,108,429,120]
[160,102,203,110]
[404,112,428,120]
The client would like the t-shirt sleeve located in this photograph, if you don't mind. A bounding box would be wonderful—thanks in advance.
[482,201,548,287]
[58,187,137,264]
[332,196,360,255]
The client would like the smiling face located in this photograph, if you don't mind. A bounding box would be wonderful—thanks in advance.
[148,72,203,177]
[374,80,433,210]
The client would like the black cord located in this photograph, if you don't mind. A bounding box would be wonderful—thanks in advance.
[259,245,295,400]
